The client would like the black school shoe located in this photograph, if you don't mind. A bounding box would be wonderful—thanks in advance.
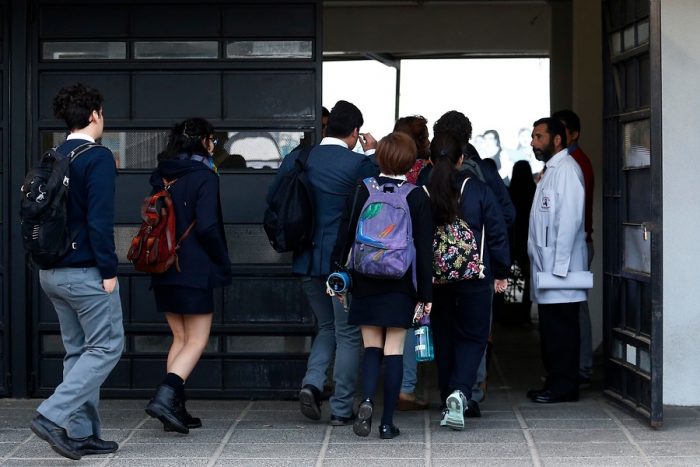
[353,399,373,437]
[329,414,356,426]
[379,424,401,439]
[70,435,118,455]
[531,390,579,404]
[299,385,322,421]
[464,399,481,418]
[30,414,82,460]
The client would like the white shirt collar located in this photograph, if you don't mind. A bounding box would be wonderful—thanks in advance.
[66,132,96,143]
[545,148,569,169]
[380,172,407,181]
[320,136,348,149]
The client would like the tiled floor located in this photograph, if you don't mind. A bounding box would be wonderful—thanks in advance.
[1,322,698,466]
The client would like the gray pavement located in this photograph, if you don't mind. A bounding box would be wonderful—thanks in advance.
[1,322,699,466]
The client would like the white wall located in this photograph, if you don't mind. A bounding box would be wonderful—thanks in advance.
[661,0,700,405]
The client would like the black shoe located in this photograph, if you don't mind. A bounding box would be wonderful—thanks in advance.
[379,424,400,439]
[464,399,481,418]
[299,385,322,421]
[164,395,201,431]
[526,387,547,399]
[353,399,373,437]
[30,414,82,460]
[531,390,579,404]
[70,435,118,455]
[329,414,356,426]
[145,384,189,434]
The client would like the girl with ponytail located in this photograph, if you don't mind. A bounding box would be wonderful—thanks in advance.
[427,133,511,431]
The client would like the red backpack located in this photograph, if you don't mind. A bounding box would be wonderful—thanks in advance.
[127,179,195,274]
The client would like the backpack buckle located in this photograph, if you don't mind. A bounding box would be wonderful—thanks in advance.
[71,242,78,250]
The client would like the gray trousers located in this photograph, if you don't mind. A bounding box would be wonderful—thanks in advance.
[401,330,418,393]
[301,277,361,418]
[579,241,595,379]
[37,268,124,439]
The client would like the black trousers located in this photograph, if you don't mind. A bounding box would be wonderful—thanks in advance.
[538,302,581,396]
[431,282,492,402]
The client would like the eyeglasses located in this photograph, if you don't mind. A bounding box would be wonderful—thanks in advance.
[207,137,219,146]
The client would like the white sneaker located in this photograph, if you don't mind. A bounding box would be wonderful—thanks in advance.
[439,407,449,427]
[445,390,466,431]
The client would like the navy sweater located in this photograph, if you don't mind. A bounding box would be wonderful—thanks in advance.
[149,158,232,289]
[52,138,119,279]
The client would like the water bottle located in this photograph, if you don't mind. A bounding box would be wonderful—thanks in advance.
[414,315,434,362]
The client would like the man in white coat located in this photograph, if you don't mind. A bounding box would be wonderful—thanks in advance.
[526,117,587,404]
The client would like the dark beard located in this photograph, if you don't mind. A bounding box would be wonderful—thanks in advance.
[533,141,556,162]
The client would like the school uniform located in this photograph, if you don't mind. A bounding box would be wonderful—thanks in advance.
[149,157,232,314]
[429,174,510,402]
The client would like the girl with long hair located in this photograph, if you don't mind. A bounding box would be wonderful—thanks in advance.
[426,133,510,431]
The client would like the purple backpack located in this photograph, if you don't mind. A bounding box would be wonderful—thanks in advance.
[352,177,417,280]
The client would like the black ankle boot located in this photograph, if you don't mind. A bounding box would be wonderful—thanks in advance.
[164,393,201,431]
[145,384,189,434]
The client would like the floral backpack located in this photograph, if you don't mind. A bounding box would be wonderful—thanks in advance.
[424,178,485,284]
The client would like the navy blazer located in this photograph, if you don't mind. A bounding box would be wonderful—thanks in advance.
[150,158,232,289]
[267,143,379,277]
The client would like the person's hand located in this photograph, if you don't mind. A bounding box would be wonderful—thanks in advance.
[494,279,508,294]
[413,301,432,322]
[423,302,432,315]
[103,277,118,294]
[359,132,377,151]
[336,294,345,305]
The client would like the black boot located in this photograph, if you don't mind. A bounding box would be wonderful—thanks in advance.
[145,384,189,434]
[164,393,201,431]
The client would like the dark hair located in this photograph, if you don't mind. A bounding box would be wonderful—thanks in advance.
[52,83,104,130]
[483,129,502,149]
[427,133,463,225]
[552,109,581,133]
[158,117,215,161]
[533,117,567,148]
[326,100,363,138]
[375,132,417,175]
[321,106,330,118]
[433,111,472,147]
[394,115,429,159]
[510,160,535,192]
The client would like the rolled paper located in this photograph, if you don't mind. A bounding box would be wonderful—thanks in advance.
[536,271,593,289]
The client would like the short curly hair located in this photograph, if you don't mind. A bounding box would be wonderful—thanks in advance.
[433,110,472,147]
[53,83,103,130]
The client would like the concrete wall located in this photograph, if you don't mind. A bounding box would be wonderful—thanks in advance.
[660,0,700,406]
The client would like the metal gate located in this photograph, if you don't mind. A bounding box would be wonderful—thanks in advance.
[602,0,662,426]
[23,0,322,398]
[0,0,9,397]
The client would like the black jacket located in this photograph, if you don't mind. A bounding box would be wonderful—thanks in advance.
[149,158,232,289]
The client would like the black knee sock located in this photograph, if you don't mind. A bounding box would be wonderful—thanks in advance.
[362,347,384,401]
[381,355,403,426]
[163,372,184,395]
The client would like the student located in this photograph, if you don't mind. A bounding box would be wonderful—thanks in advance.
[30,83,124,460]
[331,132,433,439]
[267,100,378,426]
[427,133,510,431]
[144,118,232,433]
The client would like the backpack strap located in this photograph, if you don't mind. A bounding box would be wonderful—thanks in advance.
[162,177,197,272]
[62,142,103,250]
[296,146,313,168]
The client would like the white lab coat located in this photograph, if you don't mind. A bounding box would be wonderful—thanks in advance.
[528,149,588,304]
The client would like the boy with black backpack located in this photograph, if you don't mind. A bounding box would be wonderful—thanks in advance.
[28,83,124,460]
[267,100,378,426]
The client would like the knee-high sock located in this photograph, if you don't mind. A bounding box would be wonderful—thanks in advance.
[381,355,403,426]
[362,347,384,401]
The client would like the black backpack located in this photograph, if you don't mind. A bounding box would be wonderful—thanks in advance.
[19,143,99,268]
[263,146,314,253]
